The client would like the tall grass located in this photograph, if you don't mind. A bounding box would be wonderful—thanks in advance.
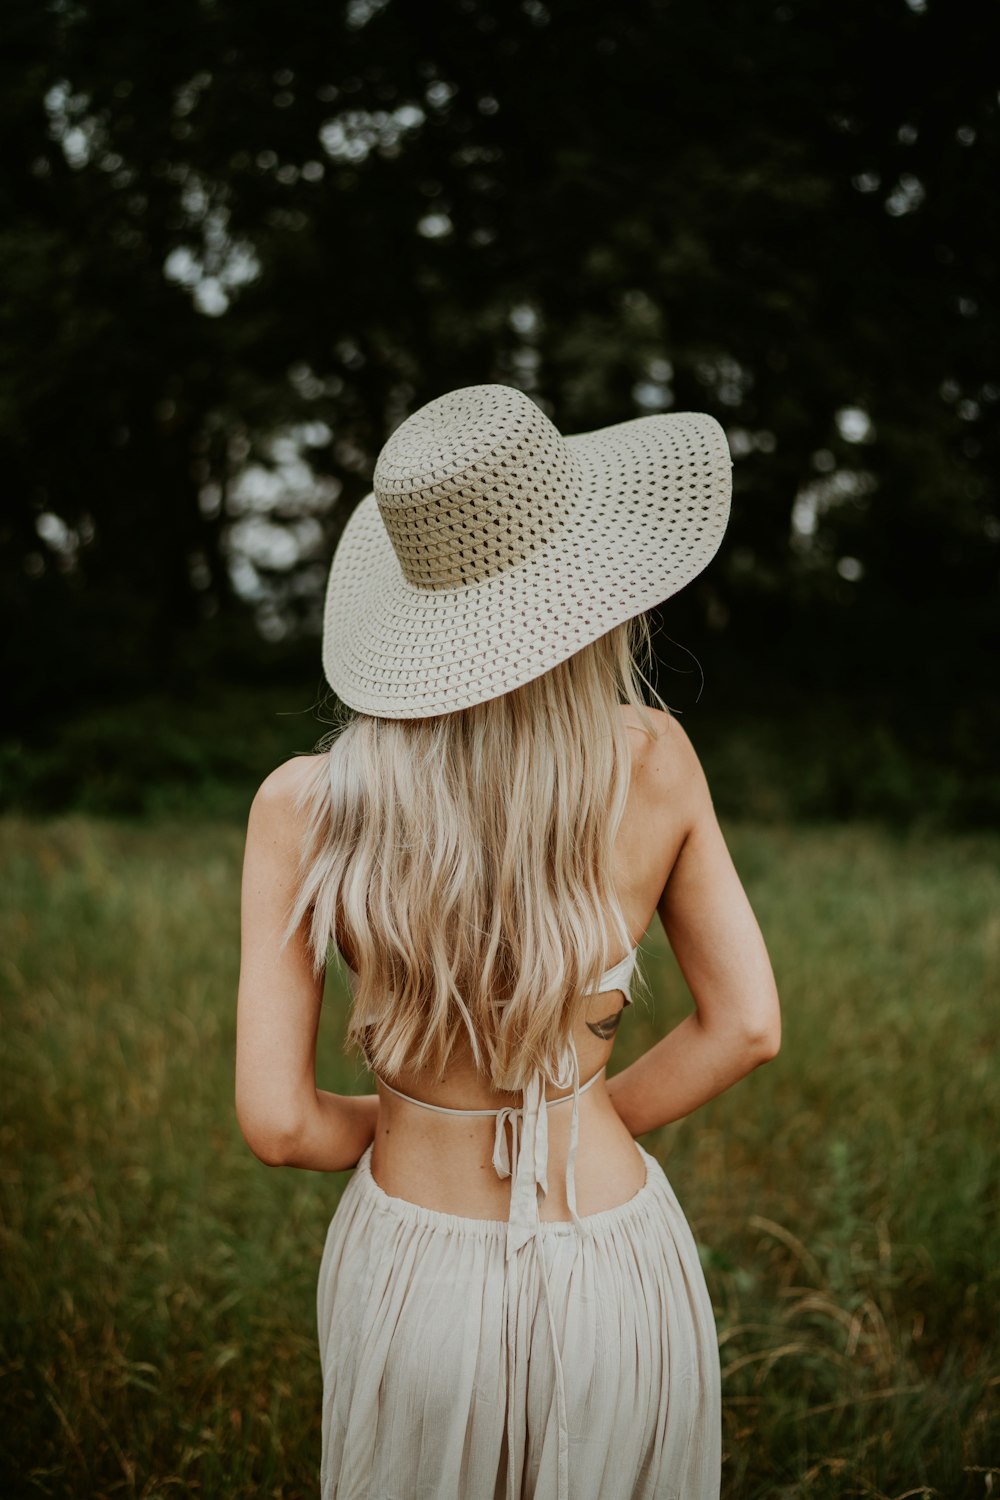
[1,814,997,1498]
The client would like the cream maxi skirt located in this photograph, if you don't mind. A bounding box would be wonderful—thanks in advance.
[316,1141,721,1499]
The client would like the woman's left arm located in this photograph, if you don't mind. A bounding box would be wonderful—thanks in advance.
[235,758,378,1171]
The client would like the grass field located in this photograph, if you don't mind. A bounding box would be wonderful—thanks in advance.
[1,813,998,1499]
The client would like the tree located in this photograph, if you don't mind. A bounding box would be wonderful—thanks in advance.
[1,0,996,773]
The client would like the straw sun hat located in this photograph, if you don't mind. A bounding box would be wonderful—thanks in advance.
[321,383,732,718]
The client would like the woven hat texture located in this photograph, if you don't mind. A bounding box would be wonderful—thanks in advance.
[322,383,732,718]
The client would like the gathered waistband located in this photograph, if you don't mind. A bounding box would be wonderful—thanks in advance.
[348,1140,661,1239]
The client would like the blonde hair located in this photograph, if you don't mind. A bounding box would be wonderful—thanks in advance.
[285,615,665,1092]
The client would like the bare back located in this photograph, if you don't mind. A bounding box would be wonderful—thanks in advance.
[237,699,779,1191]
[365,705,694,1221]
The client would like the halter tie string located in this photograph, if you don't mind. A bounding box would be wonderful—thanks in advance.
[492,1041,587,1500]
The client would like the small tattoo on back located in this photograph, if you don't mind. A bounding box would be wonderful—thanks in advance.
[586,1008,623,1041]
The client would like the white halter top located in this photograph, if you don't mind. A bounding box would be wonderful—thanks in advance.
[343,944,640,1500]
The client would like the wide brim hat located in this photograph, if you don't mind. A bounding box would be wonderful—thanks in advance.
[322,383,732,718]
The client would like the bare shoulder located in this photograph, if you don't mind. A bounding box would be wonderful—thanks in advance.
[248,753,327,838]
[608,706,714,913]
[619,706,714,856]
[253,752,323,802]
[621,706,708,793]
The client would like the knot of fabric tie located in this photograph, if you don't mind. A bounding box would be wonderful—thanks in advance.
[499,1043,589,1500]
[491,1106,519,1180]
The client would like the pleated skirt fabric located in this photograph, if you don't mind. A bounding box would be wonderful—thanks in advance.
[316,1143,721,1500]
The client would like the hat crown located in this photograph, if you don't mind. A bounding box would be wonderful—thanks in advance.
[373,384,579,589]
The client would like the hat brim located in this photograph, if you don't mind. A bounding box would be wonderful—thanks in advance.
[322,409,732,718]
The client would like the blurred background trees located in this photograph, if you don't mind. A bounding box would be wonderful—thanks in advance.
[2,0,997,819]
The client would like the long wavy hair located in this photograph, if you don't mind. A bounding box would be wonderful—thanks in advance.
[283,614,665,1092]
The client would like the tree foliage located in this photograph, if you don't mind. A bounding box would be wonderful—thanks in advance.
[1,0,997,793]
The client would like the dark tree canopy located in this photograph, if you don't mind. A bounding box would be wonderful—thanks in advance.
[1,0,997,810]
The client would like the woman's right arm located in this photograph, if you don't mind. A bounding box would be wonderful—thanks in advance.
[605,721,781,1136]
[235,759,380,1172]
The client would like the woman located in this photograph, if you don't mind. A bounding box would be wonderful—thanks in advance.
[236,383,781,1499]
